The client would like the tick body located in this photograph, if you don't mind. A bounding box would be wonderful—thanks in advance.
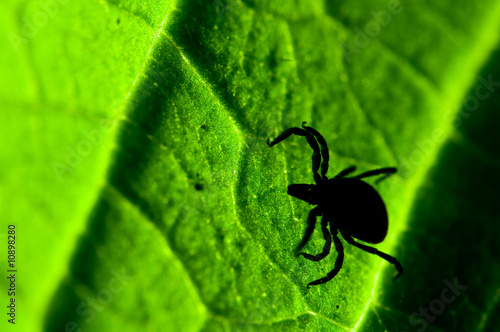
[267,122,403,287]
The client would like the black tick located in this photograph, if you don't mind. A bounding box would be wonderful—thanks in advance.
[267,122,403,288]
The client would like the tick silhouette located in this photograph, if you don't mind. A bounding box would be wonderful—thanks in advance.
[267,122,403,288]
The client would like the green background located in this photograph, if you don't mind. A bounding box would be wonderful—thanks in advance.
[1,0,499,331]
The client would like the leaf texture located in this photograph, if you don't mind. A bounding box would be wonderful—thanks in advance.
[1,0,500,331]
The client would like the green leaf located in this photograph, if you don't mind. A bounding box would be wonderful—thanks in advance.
[1,0,500,331]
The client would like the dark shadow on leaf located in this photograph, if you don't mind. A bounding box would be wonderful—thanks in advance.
[361,48,500,332]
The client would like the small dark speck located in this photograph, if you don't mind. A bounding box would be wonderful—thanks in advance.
[200,124,206,129]
[195,183,203,191]
[217,233,225,242]
[117,19,120,24]
[336,305,339,310]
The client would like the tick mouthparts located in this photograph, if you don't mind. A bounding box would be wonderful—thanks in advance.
[287,184,315,203]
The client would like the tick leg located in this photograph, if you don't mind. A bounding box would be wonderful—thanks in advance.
[267,127,321,183]
[306,231,344,288]
[299,215,331,261]
[302,122,329,180]
[354,167,397,184]
[296,207,322,252]
[334,166,357,178]
[341,232,403,279]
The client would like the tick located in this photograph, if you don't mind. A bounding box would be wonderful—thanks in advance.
[267,122,403,288]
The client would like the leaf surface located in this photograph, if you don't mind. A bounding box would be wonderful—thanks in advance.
[1,0,500,331]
